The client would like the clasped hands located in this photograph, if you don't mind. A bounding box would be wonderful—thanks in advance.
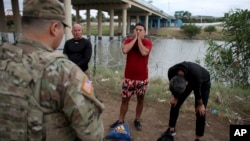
[133,31,144,40]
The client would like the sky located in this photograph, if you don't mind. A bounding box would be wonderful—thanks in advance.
[3,0,250,17]
[152,0,250,17]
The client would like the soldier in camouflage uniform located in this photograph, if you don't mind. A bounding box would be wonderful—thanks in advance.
[0,0,104,141]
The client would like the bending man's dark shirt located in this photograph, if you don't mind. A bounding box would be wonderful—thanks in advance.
[168,61,210,99]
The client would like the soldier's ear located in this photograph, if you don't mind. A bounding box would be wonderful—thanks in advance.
[49,22,60,37]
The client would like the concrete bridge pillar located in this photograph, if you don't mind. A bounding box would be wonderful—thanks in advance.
[122,8,127,38]
[75,6,79,23]
[86,8,91,38]
[118,16,122,35]
[64,0,72,40]
[149,18,153,29]
[127,15,131,34]
[98,9,102,40]
[145,15,149,35]
[0,0,8,43]
[157,18,161,29]
[11,0,22,41]
[109,9,114,40]
[136,15,140,23]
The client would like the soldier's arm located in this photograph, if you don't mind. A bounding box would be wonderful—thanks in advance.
[43,59,104,141]
[63,64,104,141]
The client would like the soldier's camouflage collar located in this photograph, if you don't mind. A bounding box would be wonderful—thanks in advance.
[18,36,54,52]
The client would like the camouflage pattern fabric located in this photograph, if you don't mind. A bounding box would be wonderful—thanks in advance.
[0,36,105,141]
[23,0,69,27]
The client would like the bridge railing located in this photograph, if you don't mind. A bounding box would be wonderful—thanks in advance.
[135,0,175,19]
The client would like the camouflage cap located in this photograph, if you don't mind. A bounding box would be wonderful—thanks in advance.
[23,0,70,27]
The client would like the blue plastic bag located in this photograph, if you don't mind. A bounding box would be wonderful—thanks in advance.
[106,123,132,141]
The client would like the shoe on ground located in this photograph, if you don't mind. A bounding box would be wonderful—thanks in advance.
[195,139,200,141]
[110,120,124,128]
[165,127,176,136]
[134,119,142,131]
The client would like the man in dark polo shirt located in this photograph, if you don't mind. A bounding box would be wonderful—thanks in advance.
[63,23,92,77]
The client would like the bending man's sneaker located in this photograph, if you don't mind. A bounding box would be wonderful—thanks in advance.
[134,119,142,131]
[165,127,176,136]
[110,120,124,128]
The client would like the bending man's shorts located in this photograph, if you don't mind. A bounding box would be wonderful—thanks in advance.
[121,78,149,98]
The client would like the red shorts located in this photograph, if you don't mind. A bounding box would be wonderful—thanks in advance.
[121,78,149,98]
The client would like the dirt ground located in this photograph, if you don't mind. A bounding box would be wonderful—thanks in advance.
[97,90,230,141]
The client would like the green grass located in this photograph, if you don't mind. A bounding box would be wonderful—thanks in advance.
[82,24,121,36]
[90,66,123,94]
[85,24,248,124]
[81,25,224,40]
[153,27,224,40]
[209,83,250,123]
[90,67,250,124]
[146,77,170,101]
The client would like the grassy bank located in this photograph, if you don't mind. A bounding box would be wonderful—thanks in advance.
[83,25,121,36]
[83,24,224,40]
[151,26,224,40]
[86,24,249,124]
[91,67,250,124]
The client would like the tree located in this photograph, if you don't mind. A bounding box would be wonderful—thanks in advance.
[180,24,201,39]
[95,12,108,22]
[90,16,96,22]
[205,9,250,87]
[72,14,76,22]
[6,19,14,27]
[174,11,192,23]
[174,11,184,19]
[182,11,192,23]
[204,25,217,35]
[71,14,85,23]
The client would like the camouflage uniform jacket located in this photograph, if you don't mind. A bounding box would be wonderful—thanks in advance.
[0,36,105,141]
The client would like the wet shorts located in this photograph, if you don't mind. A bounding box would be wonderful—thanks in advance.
[121,78,149,98]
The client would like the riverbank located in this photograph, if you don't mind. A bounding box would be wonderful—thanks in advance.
[81,23,224,41]
[148,26,224,40]
[69,23,224,41]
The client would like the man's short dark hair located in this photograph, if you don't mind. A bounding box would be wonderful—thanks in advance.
[135,23,146,31]
[169,75,186,98]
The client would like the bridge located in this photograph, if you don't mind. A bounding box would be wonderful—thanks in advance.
[0,0,174,42]
[68,0,175,39]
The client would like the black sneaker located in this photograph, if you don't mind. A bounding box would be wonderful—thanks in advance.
[195,139,200,141]
[110,120,124,128]
[165,127,176,136]
[134,119,142,131]
[157,132,174,141]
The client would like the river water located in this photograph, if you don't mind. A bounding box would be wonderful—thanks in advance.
[57,35,210,80]
[148,37,208,79]
[1,33,211,80]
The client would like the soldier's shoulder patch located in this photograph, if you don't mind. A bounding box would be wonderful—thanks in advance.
[81,75,93,95]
